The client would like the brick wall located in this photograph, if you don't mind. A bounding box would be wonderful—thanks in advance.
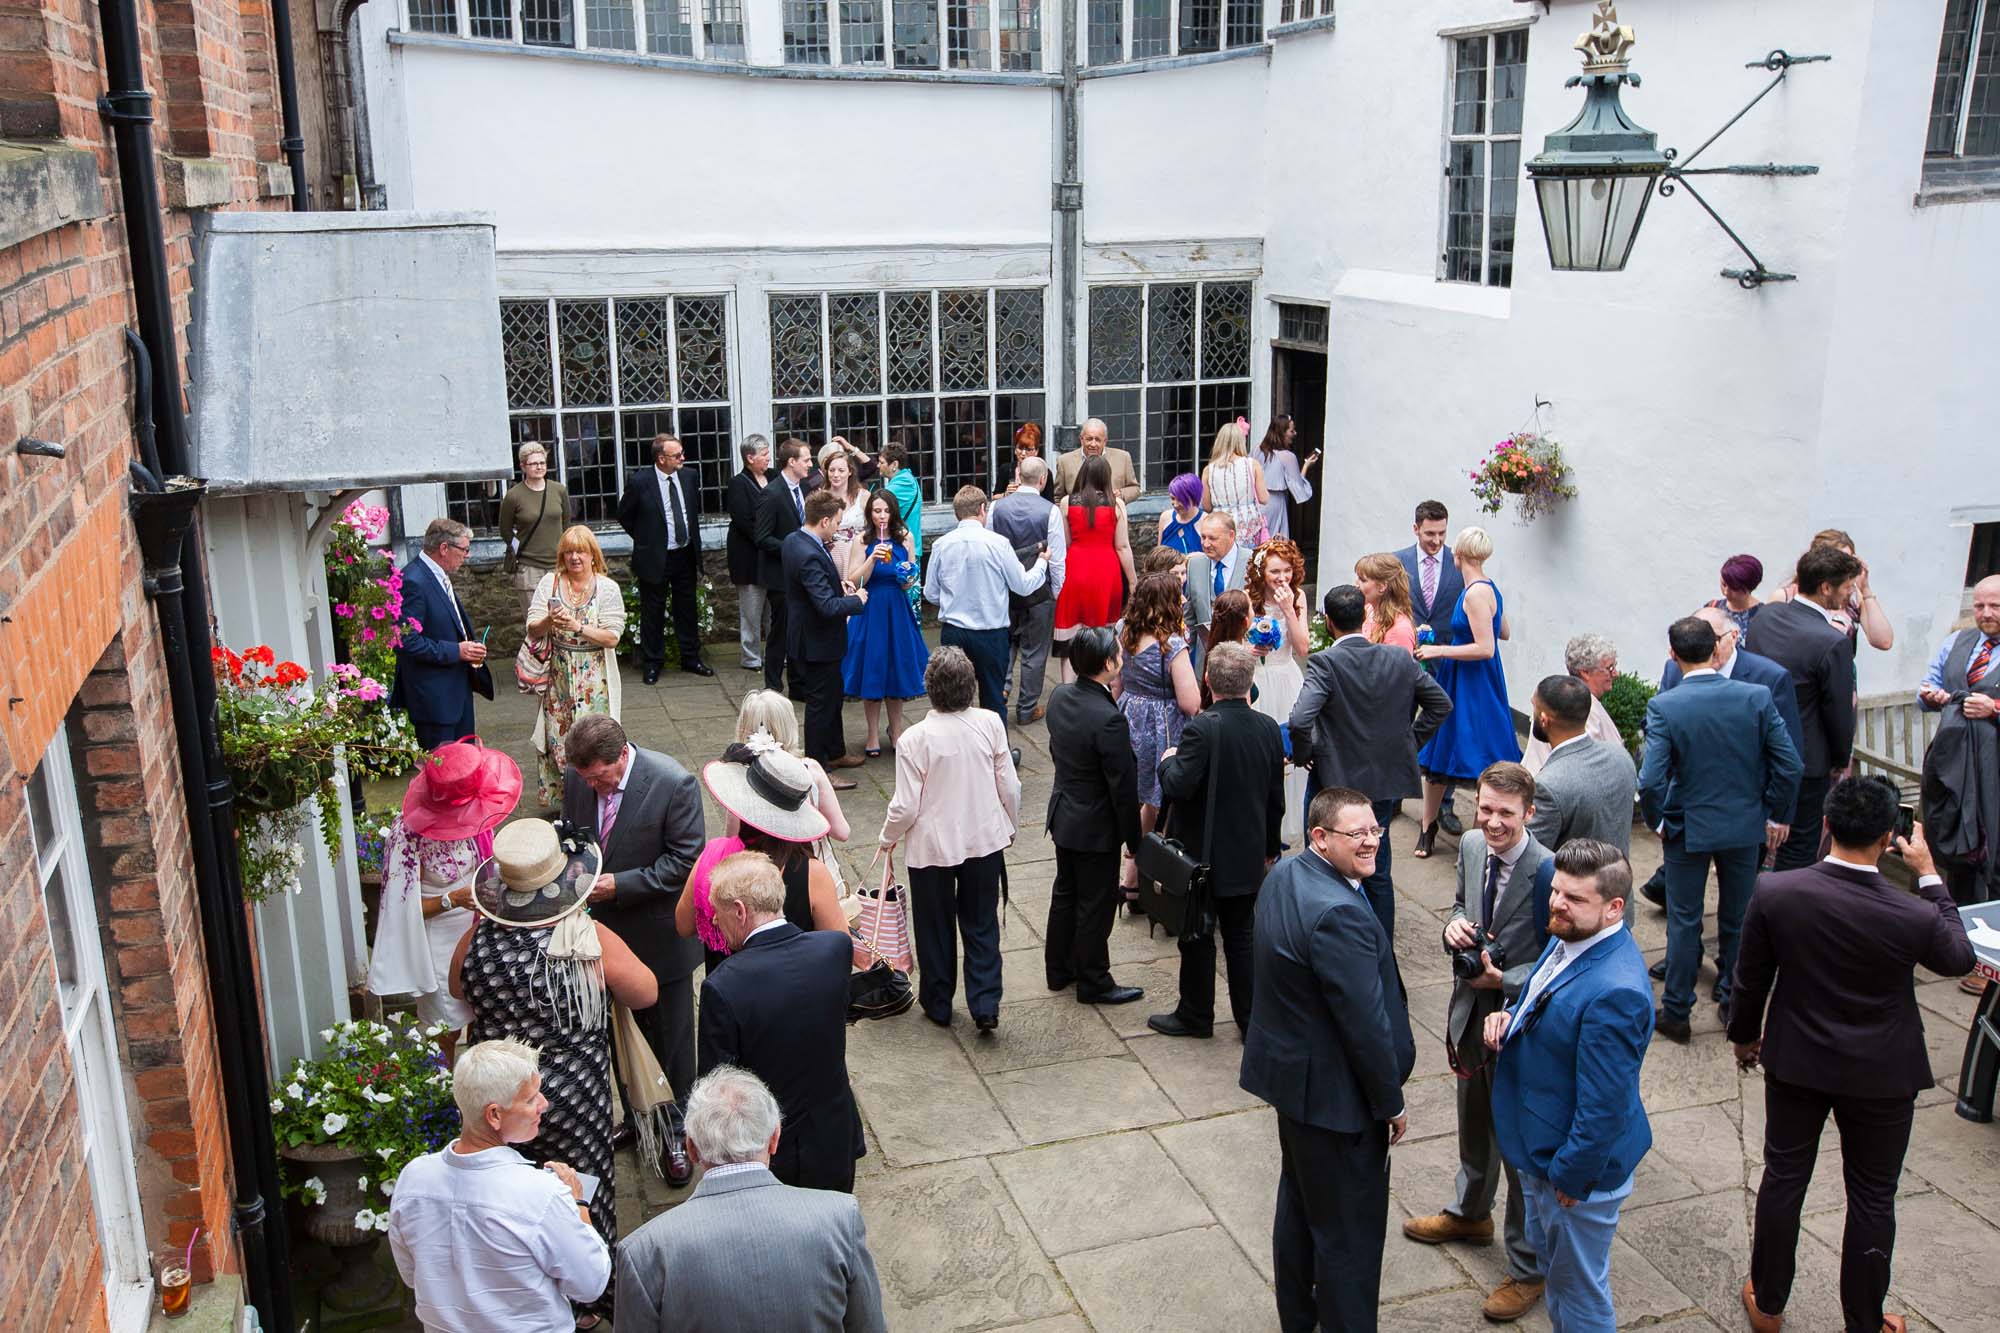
[0,0,296,1321]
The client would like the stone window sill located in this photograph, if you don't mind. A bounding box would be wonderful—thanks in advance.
[162,155,234,210]
[1916,159,2000,207]
[0,142,106,252]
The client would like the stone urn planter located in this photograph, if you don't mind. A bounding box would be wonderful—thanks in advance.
[282,1143,397,1313]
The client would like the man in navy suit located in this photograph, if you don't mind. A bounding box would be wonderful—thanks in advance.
[697,851,861,1193]
[1640,605,1805,919]
[1486,839,1654,1333]
[1639,617,1802,1041]
[782,490,867,771]
[616,432,712,683]
[1240,786,1415,1332]
[1397,499,1467,834]
[389,517,491,748]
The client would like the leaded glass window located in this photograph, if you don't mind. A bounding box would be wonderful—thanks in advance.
[1087,0,1121,65]
[894,0,939,66]
[451,295,736,535]
[1275,302,1327,350]
[1178,0,1218,56]
[645,0,694,54]
[769,288,1047,503]
[784,0,832,62]
[1224,0,1258,48]
[703,0,745,58]
[840,0,886,62]
[998,0,1039,70]
[468,0,511,38]
[1086,279,1253,489]
[520,0,573,46]
[407,0,457,34]
[1442,28,1526,288]
[1088,0,1259,64]
[944,0,989,68]
[586,0,636,48]
[1929,0,2000,162]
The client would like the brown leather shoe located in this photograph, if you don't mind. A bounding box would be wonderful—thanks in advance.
[1481,1277,1544,1323]
[1961,975,1991,995]
[827,754,867,769]
[1742,1279,1783,1332]
[1880,1317,1907,1333]
[1401,1212,1494,1245]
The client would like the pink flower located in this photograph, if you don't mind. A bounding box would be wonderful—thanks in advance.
[370,606,387,620]
[406,618,421,633]
[334,603,353,617]
[359,628,377,642]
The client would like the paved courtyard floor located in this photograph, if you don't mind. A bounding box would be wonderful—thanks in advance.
[456,645,2000,1332]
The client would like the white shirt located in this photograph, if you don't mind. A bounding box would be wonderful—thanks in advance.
[387,1143,609,1332]
[924,518,1047,631]
[1825,854,1944,892]
[1513,920,1626,1022]
[418,550,470,638]
[655,466,689,549]
[745,917,788,942]
[1798,596,1845,629]
[1482,834,1530,923]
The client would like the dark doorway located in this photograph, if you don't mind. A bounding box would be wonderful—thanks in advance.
[1271,344,1328,572]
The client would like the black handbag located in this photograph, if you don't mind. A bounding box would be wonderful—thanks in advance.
[1135,741,1223,943]
[847,960,915,1023]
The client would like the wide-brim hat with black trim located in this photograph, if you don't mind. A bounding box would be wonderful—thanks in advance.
[470,818,603,929]
[701,745,831,844]
[403,737,522,841]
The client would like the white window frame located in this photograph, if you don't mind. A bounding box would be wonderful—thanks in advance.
[409,0,734,59]
[1439,26,1528,289]
[1929,0,2000,163]
[1084,0,1262,66]
[1084,278,1256,490]
[29,724,151,1332]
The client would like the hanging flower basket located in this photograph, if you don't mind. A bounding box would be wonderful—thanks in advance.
[1469,432,1578,521]
[215,644,428,903]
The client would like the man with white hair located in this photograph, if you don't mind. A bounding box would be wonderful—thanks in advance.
[617,1066,887,1332]
[388,1039,609,1331]
[1051,417,1141,503]
[1520,633,1625,773]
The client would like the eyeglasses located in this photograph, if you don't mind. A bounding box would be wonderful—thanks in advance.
[449,542,471,553]
[1321,826,1386,843]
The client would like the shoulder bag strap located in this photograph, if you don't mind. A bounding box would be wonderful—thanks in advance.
[516,483,551,556]
[1199,722,1224,863]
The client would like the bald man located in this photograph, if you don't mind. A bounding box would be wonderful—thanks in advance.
[1052,419,1141,504]
[1918,573,2000,910]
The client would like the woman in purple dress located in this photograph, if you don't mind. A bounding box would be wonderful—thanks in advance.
[1115,572,1202,899]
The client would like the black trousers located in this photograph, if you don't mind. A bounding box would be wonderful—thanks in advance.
[637,548,702,671]
[1045,846,1122,996]
[1750,1072,1914,1332]
[1175,891,1257,1031]
[617,971,697,1105]
[410,698,476,751]
[1360,798,1398,941]
[1774,775,1830,872]
[909,851,1005,1022]
[941,622,1012,730]
[763,589,791,692]
[1274,1112,1390,1333]
[800,658,846,763]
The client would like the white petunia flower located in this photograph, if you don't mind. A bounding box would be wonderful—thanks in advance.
[320,1028,333,1042]
[356,1175,369,1191]
[322,1112,348,1135]
[270,1099,284,1113]
[353,1209,380,1232]
[302,1177,327,1204]
[378,1147,393,1160]
[381,1177,395,1197]
[287,1082,304,1100]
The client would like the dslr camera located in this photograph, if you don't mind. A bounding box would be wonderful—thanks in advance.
[1450,935,1504,982]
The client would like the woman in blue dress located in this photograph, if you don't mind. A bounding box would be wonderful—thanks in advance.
[842,488,930,756]
[1156,473,1205,555]
[1412,526,1520,858]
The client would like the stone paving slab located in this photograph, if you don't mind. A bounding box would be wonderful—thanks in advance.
[449,645,2000,1332]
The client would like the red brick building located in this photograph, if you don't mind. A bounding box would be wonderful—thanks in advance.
[1,0,299,1323]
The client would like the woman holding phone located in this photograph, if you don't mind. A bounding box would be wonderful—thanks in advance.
[524,525,625,808]
[841,489,929,757]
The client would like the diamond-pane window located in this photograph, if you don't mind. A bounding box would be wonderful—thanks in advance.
[994,288,1043,389]
[502,300,553,409]
[886,292,933,394]
[557,300,613,406]
[1147,283,1196,382]
[1200,282,1250,379]
[674,296,730,402]
[769,296,826,399]
[616,299,672,405]
[1088,286,1143,385]
[829,294,882,397]
[939,289,988,392]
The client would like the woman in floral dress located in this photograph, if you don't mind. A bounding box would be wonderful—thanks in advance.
[527,526,625,808]
[1115,572,1202,898]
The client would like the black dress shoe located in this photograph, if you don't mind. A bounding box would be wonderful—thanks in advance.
[1146,1012,1213,1039]
[1439,807,1464,837]
[664,1134,694,1187]
[682,659,715,677]
[974,1014,999,1033]
[1654,1014,1692,1044]
[1640,870,1667,909]
[611,1121,636,1149]
[1080,984,1144,1006]
[1649,958,1667,980]
[642,668,662,685]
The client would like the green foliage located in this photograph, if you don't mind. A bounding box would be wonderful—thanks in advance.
[1470,432,1578,520]
[271,1017,458,1220]
[618,578,714,662]
[1600,671,1658,759]
[323,500,419,687]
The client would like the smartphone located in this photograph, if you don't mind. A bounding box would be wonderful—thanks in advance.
[547,597,562,614]
[1896,803,1916,843]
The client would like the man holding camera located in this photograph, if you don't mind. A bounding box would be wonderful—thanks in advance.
[1402,762,1553,1323]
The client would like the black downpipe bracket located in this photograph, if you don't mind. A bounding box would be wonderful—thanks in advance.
[97,0,294,1325]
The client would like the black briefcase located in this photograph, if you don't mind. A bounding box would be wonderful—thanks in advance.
[1135,759,1222,943]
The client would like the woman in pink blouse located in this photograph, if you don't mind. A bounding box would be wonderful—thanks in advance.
[1354,552,1419,652]
[878,647,1022,1033]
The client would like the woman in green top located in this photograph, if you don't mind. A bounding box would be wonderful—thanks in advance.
[497,442,572,619]
[878,441,925,615]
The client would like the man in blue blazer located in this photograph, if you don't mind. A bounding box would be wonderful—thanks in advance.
[1638,617,1802,1041]
[1640,605,1806,917]
[782,491,867,770]
[1397,499,1467,833]
[1487,839,1654,1333]
[389,518,492,749]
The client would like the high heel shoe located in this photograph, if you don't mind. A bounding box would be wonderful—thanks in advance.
[1412,820,1440,859]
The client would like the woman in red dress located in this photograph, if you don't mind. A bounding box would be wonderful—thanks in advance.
[1052,454,1136,683]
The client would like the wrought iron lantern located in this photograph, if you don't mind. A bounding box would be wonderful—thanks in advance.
[1527,1,1827,289]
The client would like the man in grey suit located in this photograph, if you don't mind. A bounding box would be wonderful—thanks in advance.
[618,1066,887,1333]
[1403,761,1553,1324]
[561,713,706,1185]
[1288,584,1453,938]
[1526,674,1637,855]
[1184,511,1247,675]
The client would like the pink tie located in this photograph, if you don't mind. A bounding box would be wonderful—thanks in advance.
[1422,555,1438,608]
[598,790,622,845]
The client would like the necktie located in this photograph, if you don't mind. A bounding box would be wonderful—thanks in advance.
[1480,853,1501,933]
[667,474,687,548]
[1213,557,1227,597]
[1527,942,1567,1002]
[1422,554,1438,608]
[598,790,622,846]
[1971,637,1997,686]
[792,484,804,521]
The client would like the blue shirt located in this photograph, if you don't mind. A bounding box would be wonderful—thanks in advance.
[1920,629,1999,709]
[923,518,1046,631]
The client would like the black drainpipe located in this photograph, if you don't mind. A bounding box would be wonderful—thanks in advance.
[268,0,312,206]
[97,2,293,1328]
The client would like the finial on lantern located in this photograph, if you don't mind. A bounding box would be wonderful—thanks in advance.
[1573,0,1638,75]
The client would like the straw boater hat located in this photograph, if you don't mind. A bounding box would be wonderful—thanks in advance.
[402,738,522,841]
[469,819,608,1028]
[701,742,831,845]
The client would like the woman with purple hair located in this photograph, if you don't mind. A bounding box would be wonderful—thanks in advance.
[1708,554,1765,638]
[1157,473,1204,555]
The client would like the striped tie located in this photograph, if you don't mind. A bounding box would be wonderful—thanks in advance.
[1972,637,1997,687]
